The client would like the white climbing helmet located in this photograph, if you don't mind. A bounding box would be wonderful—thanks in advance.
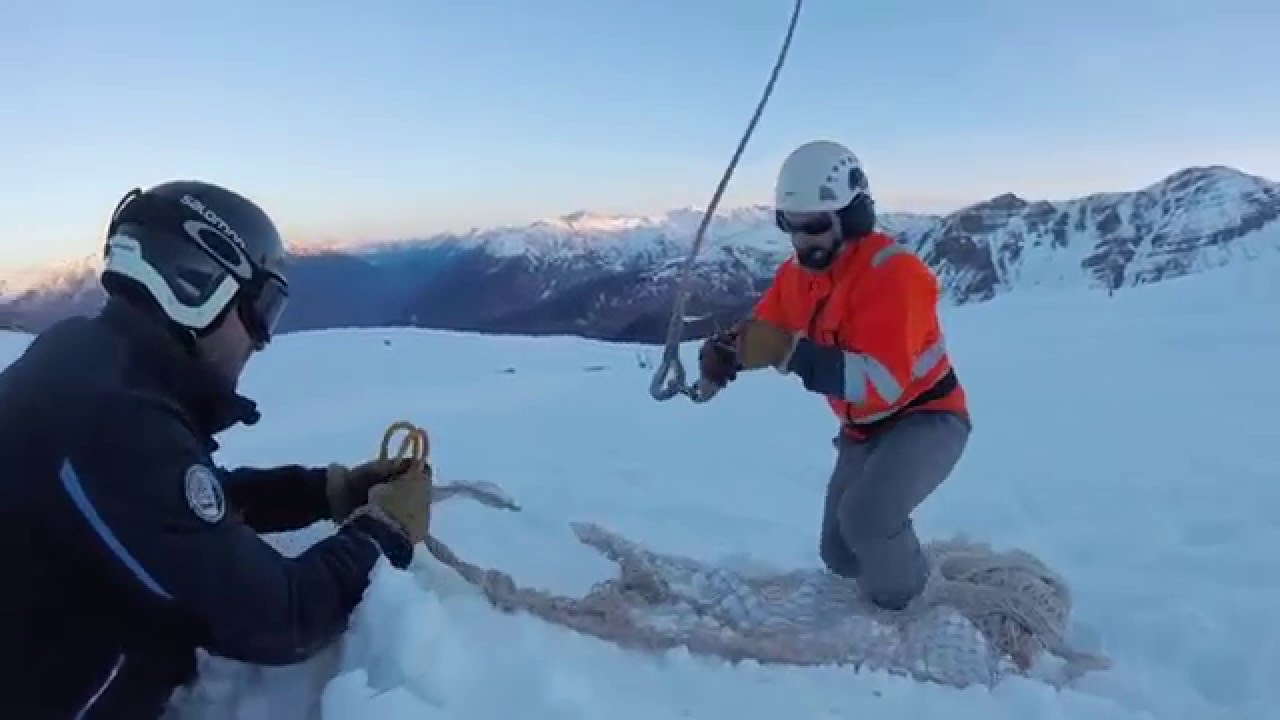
[773,140,868,214]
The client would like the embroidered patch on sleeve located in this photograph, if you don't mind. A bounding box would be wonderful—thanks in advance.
[184,464,226,524]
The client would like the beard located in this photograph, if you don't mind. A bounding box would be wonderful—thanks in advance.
[796,244,837,270]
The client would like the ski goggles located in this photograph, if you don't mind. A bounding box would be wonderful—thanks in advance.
[239,270,288,347]
[106,189,290,347]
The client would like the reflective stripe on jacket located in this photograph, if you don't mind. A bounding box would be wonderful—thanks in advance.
[753,231,968,435]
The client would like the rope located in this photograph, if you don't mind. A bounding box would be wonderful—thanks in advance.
[377,420,433,534]
[374,419,522,567]
[362,420,1108,689]
[648,0,805,403]
[379,421,429,473]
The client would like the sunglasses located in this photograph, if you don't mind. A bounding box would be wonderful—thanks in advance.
[775,210,836,236]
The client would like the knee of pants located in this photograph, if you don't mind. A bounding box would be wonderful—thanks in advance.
[848,528,928,610]
[838,500,912,546]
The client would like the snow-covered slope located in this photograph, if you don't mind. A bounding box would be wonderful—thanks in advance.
[363,164,1280,341]
[1,165,1276,343]
[386,164,1278,305]
[0,250,1276,719]
[915,165,1280,301]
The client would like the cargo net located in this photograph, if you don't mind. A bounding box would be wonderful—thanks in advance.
[425,482,1111,690]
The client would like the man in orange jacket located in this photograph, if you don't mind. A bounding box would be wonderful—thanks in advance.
[698,140,971,612]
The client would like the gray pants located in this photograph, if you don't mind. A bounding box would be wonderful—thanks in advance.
[819,411,970,610]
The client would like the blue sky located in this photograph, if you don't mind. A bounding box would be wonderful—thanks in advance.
[2,0,1277,267]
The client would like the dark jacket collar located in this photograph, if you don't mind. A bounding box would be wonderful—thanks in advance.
[97,298,260,440]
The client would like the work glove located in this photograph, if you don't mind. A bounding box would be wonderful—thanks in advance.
[344,461,432,570]
[698,330,741,388]
[734,317,799,370]
[325,457,414,523]
[698,318,798,388]
[368,470,431,546]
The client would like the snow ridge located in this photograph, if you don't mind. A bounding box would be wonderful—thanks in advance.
[0,165,1276,340]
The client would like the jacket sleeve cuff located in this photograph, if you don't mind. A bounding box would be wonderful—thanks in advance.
[782,338,849,396]
[775,333,804,373]
[784,337,815,376]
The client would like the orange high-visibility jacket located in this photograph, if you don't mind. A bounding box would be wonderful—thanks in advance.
[753,231,967,436]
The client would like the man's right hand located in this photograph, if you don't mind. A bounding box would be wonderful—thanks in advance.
[326,457,414,523]
[698,330,741,388]
[698,318,799,388]
[344,462,431,569]
[367,475,430,546]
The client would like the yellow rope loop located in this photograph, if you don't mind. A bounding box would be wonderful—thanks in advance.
[378,420,435,537]
[379,420,431,478]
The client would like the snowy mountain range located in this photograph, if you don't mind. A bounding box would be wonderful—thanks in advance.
[2,164,1277,342]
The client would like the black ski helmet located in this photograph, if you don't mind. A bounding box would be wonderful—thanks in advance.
[101,180,290,347]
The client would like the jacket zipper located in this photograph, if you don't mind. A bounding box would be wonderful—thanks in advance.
[75,652,124,720]
[806,291,831,339]
[806,278,859,427]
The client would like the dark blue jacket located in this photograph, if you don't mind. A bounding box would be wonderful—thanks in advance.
[0,299,387,718]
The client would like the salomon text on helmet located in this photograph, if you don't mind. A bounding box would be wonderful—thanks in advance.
[101,180,290,348]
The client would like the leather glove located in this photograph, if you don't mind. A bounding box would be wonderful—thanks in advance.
[733,317,799,370]
[326,457,413,522]
[698,330,741,388]
[698,318,799,388]
[343,461,431,570]
[365,472,430,547]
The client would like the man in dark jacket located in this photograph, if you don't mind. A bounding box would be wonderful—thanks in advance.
[0,180,428,718]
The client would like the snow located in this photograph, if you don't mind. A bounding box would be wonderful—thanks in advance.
[2,251,1277,720]
[450,206,789,266]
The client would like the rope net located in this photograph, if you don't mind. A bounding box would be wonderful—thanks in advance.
[424,480,1111,690]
